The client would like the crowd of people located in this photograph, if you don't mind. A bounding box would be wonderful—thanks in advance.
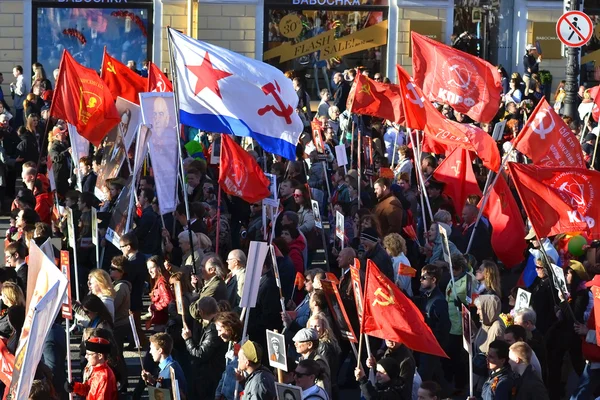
[0,41,598,400]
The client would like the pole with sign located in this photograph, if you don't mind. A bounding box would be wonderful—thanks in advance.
[67,208,80,301]
[60,251,74,400]
[557,6,590,119]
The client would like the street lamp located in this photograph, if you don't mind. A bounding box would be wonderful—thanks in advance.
[562,0,581,120]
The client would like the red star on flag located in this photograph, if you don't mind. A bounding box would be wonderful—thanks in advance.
[186,52,232,98]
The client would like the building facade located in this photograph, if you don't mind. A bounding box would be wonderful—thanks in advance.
[0,0,591,108]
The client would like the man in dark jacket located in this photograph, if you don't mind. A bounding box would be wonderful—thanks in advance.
[119,232,149,348]
[418,264,450,387]
[48,126,71,198]
[332,72,350,113]
[237,341,276,400]
[356,357,407,400]
[523,44,541,96]
[509,341,549,400]
[182,296,227,399]
[359,227,394,282]
[79,156,97,194]
[5,241,27,296]
[459,204,494,263]
[367,340,415,400]
[134,188,161,256]
[247,261,282,353]
[373,177,405,236]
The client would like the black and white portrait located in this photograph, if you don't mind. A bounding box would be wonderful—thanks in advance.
[266,330,287,371]
[275,383,302,400]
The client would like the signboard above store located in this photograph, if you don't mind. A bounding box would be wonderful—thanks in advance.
[266,0,388,7]
[264,20,388,63]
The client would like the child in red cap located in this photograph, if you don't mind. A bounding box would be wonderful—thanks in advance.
[65,336,117,400]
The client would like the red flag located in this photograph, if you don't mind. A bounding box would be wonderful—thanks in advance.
[148,62,173,93]
[480,174,527,268]
[432,147,482,213]
[411,32,502,123]
[399,263,417,277]
[294,272,305,291]
[100,48,147,104]
[347,74,405,124]
[219,134,271,203]
[508,163,596,238]
[325,272,340,285]
[396,65,427,130]
[592,286,600,344]
[51,50,119,146]
[362,260,448,358]
[0,340,14,388]
[513,98,585,168]
[424,105,501,172]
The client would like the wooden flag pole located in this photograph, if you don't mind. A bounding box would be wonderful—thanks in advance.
[350,121,355,168]
[216,187,222,254]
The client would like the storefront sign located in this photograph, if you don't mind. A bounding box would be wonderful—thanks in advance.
[408,20,443,56]
[532,21,562,59]
[266,0,388,7]
[279,14,303,39]
[265,20,388,63]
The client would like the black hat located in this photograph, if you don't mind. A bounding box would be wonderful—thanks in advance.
[427,179,446,190]
[85,337,111,354]
[41,104,50,113]
[360,227,379,244]
[378,357,400,380]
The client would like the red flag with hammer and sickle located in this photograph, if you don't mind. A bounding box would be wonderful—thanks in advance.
[362,260,448,358]
[513,98,585,168]
[346,74,405,124]
[411,32,502,123]
[218,134,271,203]
[100,48,147,104]
[51,50,119,146]
[148,61,173,93]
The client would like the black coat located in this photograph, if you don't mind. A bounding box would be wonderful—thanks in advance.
[16,132,39,164]
[359,376,407,400]
[459,222,495,264]
[514,365,549,400]
[16,263,27,297]
[185,320,227,397]
[49,140,71,196]
[81,171,97,194]
[125,253,148,312]
[333,81,350,112]
[134,206,161,255]
[423,287,451,348]
[361,244,394,283]
[248,270,283,352]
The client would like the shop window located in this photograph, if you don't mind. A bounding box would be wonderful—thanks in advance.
[34,5,152,84]
[264,7,388,99]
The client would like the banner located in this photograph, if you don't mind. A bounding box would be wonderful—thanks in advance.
[67,124,90,192]
[94,97,137,201]
[321,280,358,342]
[60,251,73,320]
[140,93,179,215]
[8,243,68,400]
[105,177,133,247]
[239,241,270,308]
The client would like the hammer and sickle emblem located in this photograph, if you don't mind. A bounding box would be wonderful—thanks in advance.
[87,98,97,109]
[372,285,395,307]
[450,160,462,177]
[530,110,555,140]
[257,81,294,125]
[448,64,471,89]
[359,82,373,97]
[107,62,117,75]
[405,82,424,108]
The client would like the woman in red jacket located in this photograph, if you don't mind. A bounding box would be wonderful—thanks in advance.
[280,226,306,275]
[146,255,173,332]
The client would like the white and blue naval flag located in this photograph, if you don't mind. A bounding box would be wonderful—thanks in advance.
[169,28,304,160]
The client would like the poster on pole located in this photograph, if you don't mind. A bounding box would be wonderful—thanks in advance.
[462,304,472,354]
[321,280,357,342]
[264,173,278,207]
[266,330,287,371]
[311,200,322,229]
[60,251,72,320]
[335,144,348,167]
[67,124,90,192]
[551,263,568,296]
[239,241,270,308]
[67,208,76,250]
[140,92,179,215]
[91,207,98,246]
[514,288,532,311]
[105,177,133,248]
[335,211,344,241]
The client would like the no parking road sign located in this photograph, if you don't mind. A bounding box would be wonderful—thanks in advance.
[556,11,593,47]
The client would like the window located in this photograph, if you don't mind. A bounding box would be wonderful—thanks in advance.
[34,5,152,84]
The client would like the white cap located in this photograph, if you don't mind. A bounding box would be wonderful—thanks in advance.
[526,44,536,51]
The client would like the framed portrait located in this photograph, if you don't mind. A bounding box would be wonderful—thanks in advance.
[514,288,532,311]
[275,383,302,400]
[311,200,322,229]
[147,386,172,400]
[335,211,344,241]
[321,280,358,342]
[264,173,279,207]
[266,330,287,371]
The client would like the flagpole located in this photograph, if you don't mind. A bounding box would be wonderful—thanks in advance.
[65,317,74,400]
[390,127,399,168]
[350,121,355,168]
[591,131,599,170]
[408,129,433,223]
[580,112,591,144]
[322,161,331,200]
[216,187,222,254]
[357,129,362,208]
[166,27,197,274]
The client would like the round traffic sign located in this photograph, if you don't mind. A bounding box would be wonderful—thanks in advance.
[556,11,593,48]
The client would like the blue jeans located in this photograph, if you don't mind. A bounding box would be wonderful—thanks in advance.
[570,363,600,400]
